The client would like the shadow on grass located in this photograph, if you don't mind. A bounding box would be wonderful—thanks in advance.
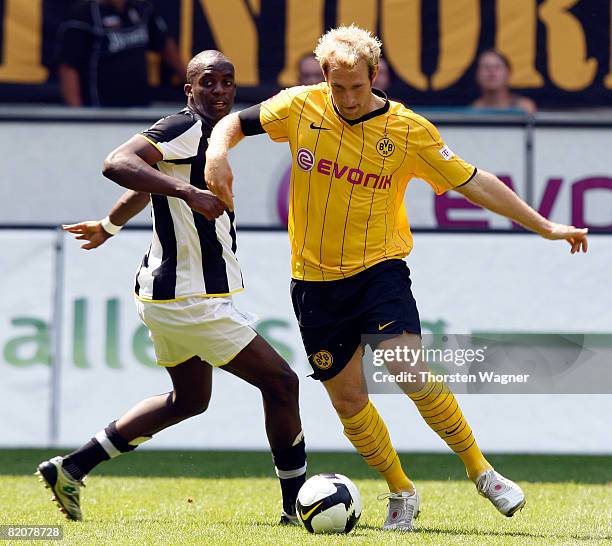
[357,523,546,539]
[125,519,606,542]
[3,449,611,484]
[357,523,607,542]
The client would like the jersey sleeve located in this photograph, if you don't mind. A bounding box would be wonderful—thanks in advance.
[259,88,296,142]
[140,112,201,160]
[412,115,476,195]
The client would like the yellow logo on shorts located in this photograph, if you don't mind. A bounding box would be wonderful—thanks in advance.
[312,350,333,370]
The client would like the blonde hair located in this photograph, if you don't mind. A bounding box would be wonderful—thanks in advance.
[314,25,382,80]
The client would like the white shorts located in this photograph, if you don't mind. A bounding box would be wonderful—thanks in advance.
[135,295,258,367]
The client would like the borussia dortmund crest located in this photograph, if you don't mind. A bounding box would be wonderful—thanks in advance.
[376,136,395,157]
[312,350,333,370]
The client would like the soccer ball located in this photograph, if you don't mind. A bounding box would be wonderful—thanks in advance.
[296,473,362,534]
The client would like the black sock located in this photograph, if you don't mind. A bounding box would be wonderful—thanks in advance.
[279,474,307,516]
[62,421,137,480]
[62,439,109,481]
[272,433,307,515]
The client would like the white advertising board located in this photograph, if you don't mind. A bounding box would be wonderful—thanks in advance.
[0,230,611,453]
[1,119,610,230]
[0,231,54,445]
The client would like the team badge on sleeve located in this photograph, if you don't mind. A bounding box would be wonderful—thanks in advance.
[438,145,454,160]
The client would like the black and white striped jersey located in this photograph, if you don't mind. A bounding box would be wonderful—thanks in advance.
[135,107,243,302]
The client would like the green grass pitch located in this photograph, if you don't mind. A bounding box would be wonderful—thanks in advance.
[2,449,611,545]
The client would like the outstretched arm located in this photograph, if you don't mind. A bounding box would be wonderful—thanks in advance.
[107,190,151,226]
[63,190,150,250]
[204,112,246,209]
[455,169,588,254]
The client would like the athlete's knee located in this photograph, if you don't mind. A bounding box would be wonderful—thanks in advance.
[260,364,299,406]
[171,393,210,417]
[330,393,369,420]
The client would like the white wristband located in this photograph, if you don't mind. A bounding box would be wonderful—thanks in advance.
[101,216,123,235]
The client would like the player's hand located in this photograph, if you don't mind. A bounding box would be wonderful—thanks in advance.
[62,221,113,250]
[204,153,234,210]
[539,222,588,254]
[184,189,226,220]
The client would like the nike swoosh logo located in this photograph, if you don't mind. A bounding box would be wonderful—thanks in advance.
[309,122,329,130]
[300,501,323,520]
[445,423,462,435]
[378,320,396,331]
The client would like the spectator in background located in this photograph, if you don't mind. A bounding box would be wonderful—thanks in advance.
[373,56,390,93]
[471,49,536,114]
[299,52,392,94]
[298,53,324,85]
[57,0,185,107]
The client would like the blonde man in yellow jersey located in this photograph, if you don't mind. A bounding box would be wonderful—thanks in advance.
[205,26,588,531]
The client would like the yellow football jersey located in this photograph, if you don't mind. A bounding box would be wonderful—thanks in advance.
[260,82,476,281]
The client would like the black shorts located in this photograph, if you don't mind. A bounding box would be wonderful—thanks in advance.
[290,259,421,381]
